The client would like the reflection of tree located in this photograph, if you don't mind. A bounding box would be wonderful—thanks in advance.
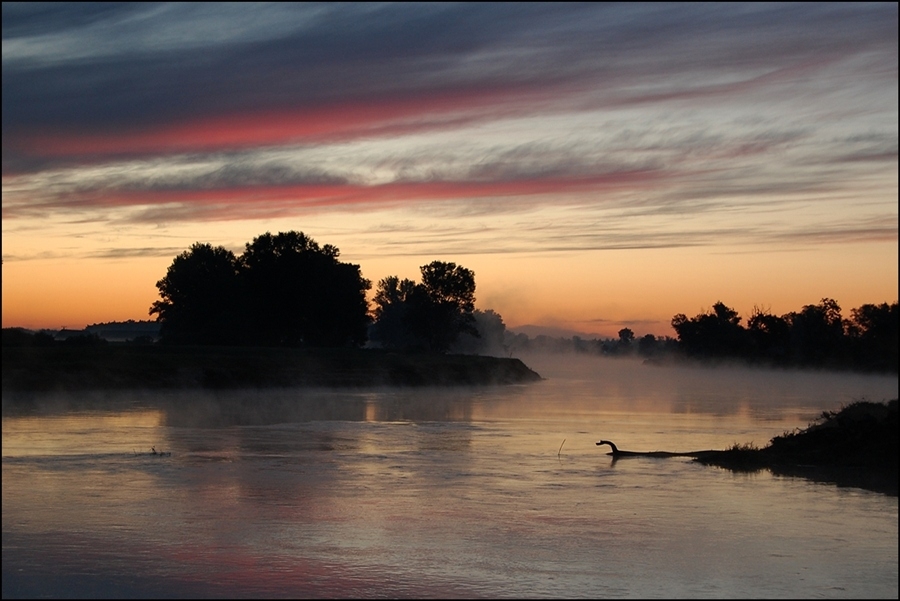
[158,389,476,426]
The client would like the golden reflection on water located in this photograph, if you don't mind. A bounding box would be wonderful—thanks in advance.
[2,410,166,457]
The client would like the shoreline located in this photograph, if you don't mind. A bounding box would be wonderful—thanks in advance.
[2,345,543,391]
[694,399,898,496]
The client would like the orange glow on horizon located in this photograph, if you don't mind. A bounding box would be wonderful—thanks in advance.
[4,239,898,337]
[2,257,167,331]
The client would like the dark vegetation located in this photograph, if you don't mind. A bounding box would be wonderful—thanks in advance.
[146,230,488,353]
[149,231,372,347]
[670,299,898,373]
[3,230,532,389]
[369,262,478,353]
[695,399,898,496]
[1,344,542,392]
[3,231,895,393]
[506,299,898,374]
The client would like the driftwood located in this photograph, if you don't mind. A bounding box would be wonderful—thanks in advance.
[596,440,718,459]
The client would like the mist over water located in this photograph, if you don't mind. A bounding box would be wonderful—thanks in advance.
[3,357,897,598]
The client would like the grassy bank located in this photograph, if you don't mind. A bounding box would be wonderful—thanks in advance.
[695,399,898,495]
[2,344,543,391]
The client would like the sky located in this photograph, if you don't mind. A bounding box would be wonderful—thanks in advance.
[2,2,897,338]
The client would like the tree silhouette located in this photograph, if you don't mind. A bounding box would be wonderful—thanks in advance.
[239,231,371,347]
[150,243,241,345]
[370,261,478,353]
[784,298,845,366]
[666,297,896,372]
[846,302,898,371]
[150,232,371,347]
[637,333,657,357]
[671,301,748,358]
[369,275,419,350]
[747,306,790,361]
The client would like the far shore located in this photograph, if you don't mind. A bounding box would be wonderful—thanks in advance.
[2,344,543,392]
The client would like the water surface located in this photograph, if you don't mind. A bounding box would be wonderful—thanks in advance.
[3,355,897,598]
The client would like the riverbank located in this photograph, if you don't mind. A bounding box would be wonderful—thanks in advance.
[2,344,543,391]
[695,399,898,495]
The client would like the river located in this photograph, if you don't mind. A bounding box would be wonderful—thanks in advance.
[3,354,897,598]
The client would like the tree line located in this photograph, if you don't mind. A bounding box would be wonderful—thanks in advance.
[4,229,895,374]
[668,299,898,372]
[148,230,483,352]
[504,298,897,373]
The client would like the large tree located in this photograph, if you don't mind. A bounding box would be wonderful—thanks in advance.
[239,231,371,347]
[150,232,371,347]
[150,243,241,345]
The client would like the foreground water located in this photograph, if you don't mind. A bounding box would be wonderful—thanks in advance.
[3,355,897,598]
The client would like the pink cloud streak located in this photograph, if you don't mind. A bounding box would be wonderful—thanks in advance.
[9,87,551,160]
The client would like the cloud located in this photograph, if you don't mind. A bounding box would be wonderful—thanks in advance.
[2,3,896,263]
[5,3,895,132]
[85,246,196,260]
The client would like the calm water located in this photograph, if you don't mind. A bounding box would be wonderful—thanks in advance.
[3,355,898,598]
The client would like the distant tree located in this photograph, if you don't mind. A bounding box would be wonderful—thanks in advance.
[667,298,895,372]
[34,331,57,346]
[747,306,790,363]
[846,302,899,371]
[504,331,531,354]
[370,261,478,353]
[637,333,657,357]
[671,301,748,358]
[784,298,845,366]
[616,327,635,354]
[2,328,55,347]
[63,332,108,347]
[150,243,241,345]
